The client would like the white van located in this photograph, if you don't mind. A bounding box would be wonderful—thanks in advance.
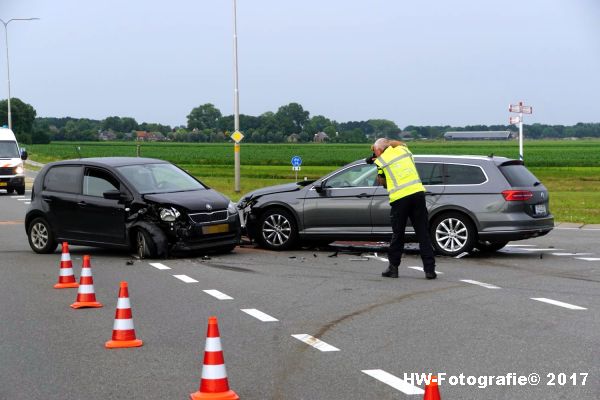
[0,127,27,195]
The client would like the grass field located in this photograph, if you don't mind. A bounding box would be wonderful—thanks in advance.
[26,140,600,223]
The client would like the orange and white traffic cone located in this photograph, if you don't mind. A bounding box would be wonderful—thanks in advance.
[190,316,239,400]
[105,281,143,349]
[423,375,441,400]
[70,255,103,309]
[54,242,79,289]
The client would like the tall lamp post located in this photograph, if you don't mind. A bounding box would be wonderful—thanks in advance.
[0,17,39,131]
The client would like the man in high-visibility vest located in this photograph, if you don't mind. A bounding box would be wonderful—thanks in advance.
[370,138,436,279]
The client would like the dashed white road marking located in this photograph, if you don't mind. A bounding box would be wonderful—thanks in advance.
[149,263,171,270]
[552,252,593,256]
[362,369,424,395]
[24,202,30,204]
[291,334,340,352]
[203,290,233,300]
[10,196,25,199]
[407,266,444,274]
[460,279,501,289]
[241,308,278,322]
[521,248,563,252]
[531,298,587,310]
[506,244,536,247]
[16,198,29,201]
[173,274,198,283]
[575,257,600,262]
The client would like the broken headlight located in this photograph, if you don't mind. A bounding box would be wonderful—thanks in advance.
[159,207,181,222]
[227,201,237,216]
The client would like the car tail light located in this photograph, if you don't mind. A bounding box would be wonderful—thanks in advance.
[502,190,533,201]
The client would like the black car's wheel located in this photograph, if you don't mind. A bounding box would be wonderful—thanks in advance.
[135,228,157,259]
[6,188,14,195]
[256,208,298,250]
[28,217,58,254]
[16,187,25,195]
[430,212,476,256]
[476,240,508,253]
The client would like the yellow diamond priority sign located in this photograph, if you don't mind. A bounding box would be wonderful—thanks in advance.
[231,130,244,143]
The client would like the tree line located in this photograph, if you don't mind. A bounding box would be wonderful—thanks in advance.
[2,98,600,144]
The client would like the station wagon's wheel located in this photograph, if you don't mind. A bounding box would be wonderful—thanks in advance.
[28,217,58,254]
[476,240,508,253]
[257,208,298,250]
[135,228,157,259]
[430,212,476,257]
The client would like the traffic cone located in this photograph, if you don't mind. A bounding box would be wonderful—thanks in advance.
[190,316,239,400]
[54,242,79,289]
[70,255,103,309]
[423,375,441,400]
[105,281,143,349]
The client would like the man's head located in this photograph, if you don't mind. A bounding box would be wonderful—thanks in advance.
[372,138,390,157]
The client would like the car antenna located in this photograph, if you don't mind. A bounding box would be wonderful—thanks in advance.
[75,146,82,159]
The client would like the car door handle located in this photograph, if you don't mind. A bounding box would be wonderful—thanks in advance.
[78,201,87,207]
[42,195,53,203]
[356,193,372,198]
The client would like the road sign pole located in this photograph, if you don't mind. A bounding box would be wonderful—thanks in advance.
[519,111,524,161]
[233,0,241,193]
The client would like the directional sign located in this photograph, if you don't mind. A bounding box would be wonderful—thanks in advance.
[509,116,521,125]
[231,130,244,143]
[509,104,521,113]
[521,105,533,114]
[291,156,302,167]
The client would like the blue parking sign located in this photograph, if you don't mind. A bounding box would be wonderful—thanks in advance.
[291,156,302,167]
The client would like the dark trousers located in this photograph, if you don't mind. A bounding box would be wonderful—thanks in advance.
[388,191,436,272]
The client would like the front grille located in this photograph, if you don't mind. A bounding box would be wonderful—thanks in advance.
[188,210,228,224]
[0,167,14,176]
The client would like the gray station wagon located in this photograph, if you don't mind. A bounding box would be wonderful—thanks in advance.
[238,155,554,256]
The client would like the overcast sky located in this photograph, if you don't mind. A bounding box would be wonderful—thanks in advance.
[2,0,600,128]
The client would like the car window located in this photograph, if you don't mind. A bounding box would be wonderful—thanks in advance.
[0,140,19,158]
[499,164,540,187]
[326,164,378,188]
[83,168,120,197]
[445,164,487,185]
[44,166,82,194]
[416,162,444,185]
[117,163,205,194]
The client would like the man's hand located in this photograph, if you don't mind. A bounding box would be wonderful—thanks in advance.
[376,175,386,188]
[365,153,376,164]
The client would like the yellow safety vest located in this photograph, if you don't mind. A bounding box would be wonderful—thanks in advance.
[374,145,425,203]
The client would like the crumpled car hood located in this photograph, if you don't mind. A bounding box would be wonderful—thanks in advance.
[242,182,302,199]
[144,189,229,212]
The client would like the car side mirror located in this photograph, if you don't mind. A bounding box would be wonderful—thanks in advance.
[315,180,327,194]
[103,189,122,200]
[20,149,28,160]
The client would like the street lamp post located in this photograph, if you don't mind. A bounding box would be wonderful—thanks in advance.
[0,17,39,131]
[232,0,241,193]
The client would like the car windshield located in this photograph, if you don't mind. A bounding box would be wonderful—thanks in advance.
[117,163,206,194]
[0,140,19,158]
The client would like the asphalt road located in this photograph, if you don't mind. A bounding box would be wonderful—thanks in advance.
[1,190,599,400]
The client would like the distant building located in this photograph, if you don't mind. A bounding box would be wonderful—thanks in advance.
[444,131,513,140]
[287,133,301,143]
[313,131,329,143]
[98,130,117,141]
[135,130,165,141]
[398,131,416,141]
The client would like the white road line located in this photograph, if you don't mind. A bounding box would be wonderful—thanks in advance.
[551,252,593,256]
[505,244,537,247]
[460,279,501,289]
[521,248,563,252]
[173,274,198,283]
[241,308,278,322]
[291,334,340,352]
[149,262,171,270]
[531,298,587,310]
[575,257,600,261]
[10,196,25,199]
[362,369,424,395]
[16,198,29,201]
[204,290,233,300]
[24,202,31,204]
[407,266,444,274]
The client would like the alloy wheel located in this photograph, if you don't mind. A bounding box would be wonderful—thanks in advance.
[435,217,469,253]
[262,213,292,247]
[31,222,49,250]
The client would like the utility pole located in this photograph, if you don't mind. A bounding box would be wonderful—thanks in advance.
[509,101,533,162]
[232,0,243,193]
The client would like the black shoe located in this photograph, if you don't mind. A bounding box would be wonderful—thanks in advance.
[425,271,437,280]
[382,265,398,278]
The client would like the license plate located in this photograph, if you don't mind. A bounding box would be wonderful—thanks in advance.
[202,224,229,234]
[534,204,546,215]
[0,182,7,187]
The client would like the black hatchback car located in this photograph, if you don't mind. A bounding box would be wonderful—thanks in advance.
[25,157,240,258]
